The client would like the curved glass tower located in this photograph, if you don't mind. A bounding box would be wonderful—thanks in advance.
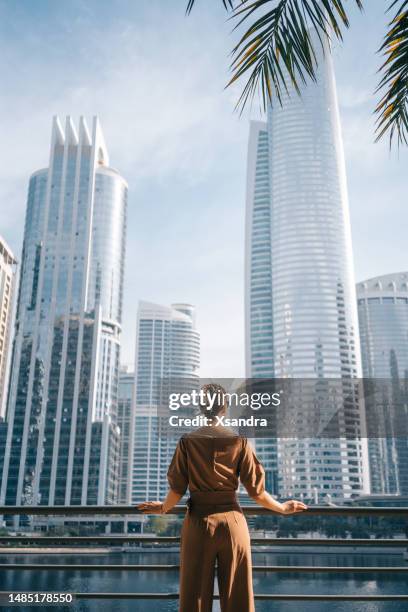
[357,272,408,495]
[131,301,200,506]
[1,116,127,507]
[246,40,369,501]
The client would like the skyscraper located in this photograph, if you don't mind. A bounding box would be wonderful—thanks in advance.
[131,301,200,505]
[357,272,408,495]
[0,237,17,419]
[245,39,369,502]
[1,116,127,508]
[117,366,134,504]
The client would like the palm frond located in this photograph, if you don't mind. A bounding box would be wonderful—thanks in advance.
[186,0,234,15]
[227,0,363,113]
[375,0,408,146]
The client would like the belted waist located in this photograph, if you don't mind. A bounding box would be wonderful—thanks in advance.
[187,490,241,515]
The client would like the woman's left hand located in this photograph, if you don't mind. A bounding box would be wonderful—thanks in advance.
[137,501,164,514]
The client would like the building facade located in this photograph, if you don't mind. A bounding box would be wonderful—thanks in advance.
[0,116,127,508]
[0,237,17,419]
[357,272,408,495]
[0,417,7,491]
[117,367,134,504]
[245,39,369,502]
[131,301,200,505]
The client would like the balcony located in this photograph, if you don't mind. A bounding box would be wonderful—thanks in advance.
[0,505,407,603]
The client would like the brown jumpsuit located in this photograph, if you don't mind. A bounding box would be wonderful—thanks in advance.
[167,427,265,612]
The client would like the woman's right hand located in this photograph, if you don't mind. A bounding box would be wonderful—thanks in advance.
[280,500,308,515]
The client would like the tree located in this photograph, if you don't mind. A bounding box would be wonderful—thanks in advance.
[144,515,169,535]
[187,0,408,147]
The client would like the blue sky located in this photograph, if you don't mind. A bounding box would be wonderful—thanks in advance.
[0,0,407,377]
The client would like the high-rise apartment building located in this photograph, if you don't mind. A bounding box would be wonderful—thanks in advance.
[0,237,17,418]
[117,366,134,504]
[245,39,369,502]
[357,272,408,495]
[1,116,127,508]
[132,301,200,504]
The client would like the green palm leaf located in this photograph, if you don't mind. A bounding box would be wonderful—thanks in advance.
[186,0,234,14]
[187,1,363,112]
[230,0,363,112]
[375,0,408,146]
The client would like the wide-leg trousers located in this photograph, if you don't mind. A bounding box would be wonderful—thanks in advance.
[179,507,255,612]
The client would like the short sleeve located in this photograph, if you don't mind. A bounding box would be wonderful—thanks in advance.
[167,437,189,495]
[238,438,265,497]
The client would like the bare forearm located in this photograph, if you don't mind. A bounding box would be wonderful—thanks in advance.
[251,491,308,515]
[161,489,183,513]
[251,491,285,513]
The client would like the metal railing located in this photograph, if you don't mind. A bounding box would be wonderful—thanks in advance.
[1,504,408,516]
[0,505,407,602]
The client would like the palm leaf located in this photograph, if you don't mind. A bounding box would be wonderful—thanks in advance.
[187,1,362,112]
[186,0,234,15]
[375,0,408,146]
[228,0,363,112]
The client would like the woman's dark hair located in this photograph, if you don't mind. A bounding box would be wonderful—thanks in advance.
[199,383,228,417]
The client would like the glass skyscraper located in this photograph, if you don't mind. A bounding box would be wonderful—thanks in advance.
[245,39,369,502]
[131,301,200,506]
[117,366,134,504]
[357,272,408,495]
[0,116,127,508]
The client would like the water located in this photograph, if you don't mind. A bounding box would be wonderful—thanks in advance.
[0,550,407,611]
